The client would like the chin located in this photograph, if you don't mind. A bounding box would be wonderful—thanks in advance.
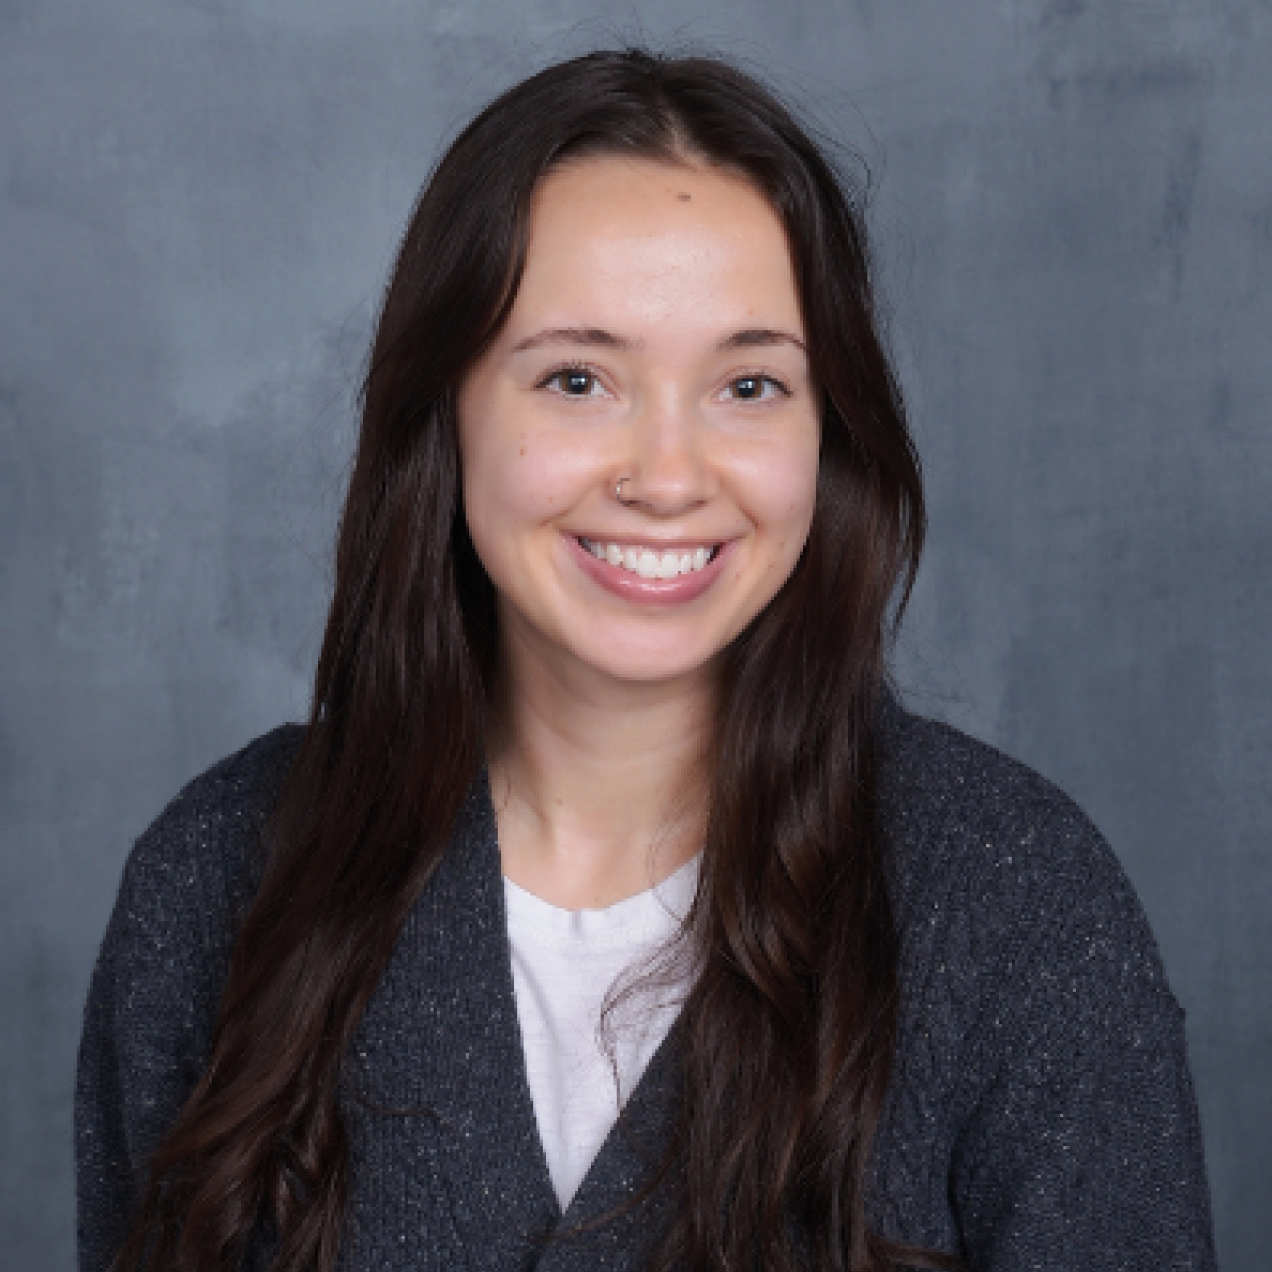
[580,643,724,686]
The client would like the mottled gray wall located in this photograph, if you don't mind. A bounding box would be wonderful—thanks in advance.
[2,1,1268,1266]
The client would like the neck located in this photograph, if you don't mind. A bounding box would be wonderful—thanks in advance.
[486,629,717,910]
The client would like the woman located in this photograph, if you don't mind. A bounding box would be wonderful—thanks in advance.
[76,47,1217,1272]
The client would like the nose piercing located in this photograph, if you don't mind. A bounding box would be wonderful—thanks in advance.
[616,476,635,507]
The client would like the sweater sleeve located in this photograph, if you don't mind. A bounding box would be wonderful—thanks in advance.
[948,808,1218,1270]
[74,738,274,1272]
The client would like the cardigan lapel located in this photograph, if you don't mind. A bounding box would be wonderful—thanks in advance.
[345,764,686,1272]
[535,1016,685,1272]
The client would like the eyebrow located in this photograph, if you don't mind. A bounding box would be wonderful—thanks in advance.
[509,325,807,354]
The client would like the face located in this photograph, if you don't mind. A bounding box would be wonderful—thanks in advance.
[456,156,821,691]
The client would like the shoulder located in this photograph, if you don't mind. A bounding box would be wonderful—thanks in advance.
[868,696,1216,1264]
[98,724,305,1051]
[875,688,1101,868]
[138,721,304,839]
[118,723,304,908]
[77,724,306,1197]
[873,690,1177,1013]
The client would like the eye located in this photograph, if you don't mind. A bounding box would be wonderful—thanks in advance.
[537,363,607,398]
[722,373,791,404]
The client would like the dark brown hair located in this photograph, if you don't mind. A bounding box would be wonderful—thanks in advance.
[115,46,956,1272]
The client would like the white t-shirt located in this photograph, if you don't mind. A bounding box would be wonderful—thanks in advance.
[503,852,701,1211]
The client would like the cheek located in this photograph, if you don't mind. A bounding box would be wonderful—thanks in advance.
[520,436,591,514]
[737,437,820,559]
[460,415,596,555]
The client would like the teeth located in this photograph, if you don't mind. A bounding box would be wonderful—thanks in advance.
[580,538,719,578]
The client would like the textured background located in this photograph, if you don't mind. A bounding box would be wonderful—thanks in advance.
[2,2,1268,1265]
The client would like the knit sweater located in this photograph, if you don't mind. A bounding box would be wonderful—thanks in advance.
[75,695,1219,1271]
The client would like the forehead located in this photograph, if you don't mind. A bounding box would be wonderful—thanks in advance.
[504,156,805,340]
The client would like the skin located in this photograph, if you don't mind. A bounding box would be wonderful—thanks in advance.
[456,155,821,908]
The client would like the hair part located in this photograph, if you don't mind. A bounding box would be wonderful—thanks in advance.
[114,46,960,1272]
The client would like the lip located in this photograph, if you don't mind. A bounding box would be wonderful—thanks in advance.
[565,534,732,606]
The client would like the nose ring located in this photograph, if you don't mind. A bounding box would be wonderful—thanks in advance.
[615,476,635,507]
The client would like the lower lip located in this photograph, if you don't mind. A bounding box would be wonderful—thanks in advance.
[566,535,732,606]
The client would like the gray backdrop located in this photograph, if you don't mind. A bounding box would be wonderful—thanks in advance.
[2,1,1268,1266]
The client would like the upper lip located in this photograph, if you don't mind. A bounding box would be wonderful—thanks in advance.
[574,533,727,548]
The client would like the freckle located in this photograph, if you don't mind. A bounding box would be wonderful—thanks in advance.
[677,193,690,202]
[519,446,526,456]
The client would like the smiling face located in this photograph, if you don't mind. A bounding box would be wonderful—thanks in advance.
[455,155,821,693]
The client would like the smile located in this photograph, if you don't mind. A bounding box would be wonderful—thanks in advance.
[577,538,722,580]
[568,534,732,606]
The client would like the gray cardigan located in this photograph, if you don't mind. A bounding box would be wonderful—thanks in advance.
[76,697,1218,1270]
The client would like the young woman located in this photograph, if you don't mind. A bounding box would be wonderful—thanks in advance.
[76,48,1218,1272]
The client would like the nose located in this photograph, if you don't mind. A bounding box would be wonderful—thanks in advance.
[615,389,717,516]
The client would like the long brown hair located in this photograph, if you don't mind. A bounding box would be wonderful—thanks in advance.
[115,47,955,1272]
